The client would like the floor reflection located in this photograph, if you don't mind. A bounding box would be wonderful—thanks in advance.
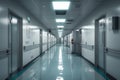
[11,45,108,80]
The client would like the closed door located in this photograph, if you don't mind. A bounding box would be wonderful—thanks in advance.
[11,16,19,72]
[0,9,9,80]
[98,18,106,69]
[9,12,22,73]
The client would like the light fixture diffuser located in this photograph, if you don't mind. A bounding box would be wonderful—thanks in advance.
[58,31,63,37]
[57,26,64,28]
[11,18,18,24]
[76,29,79,31]
[52,1,71,10]
[56,19,66,23]
[58,29,63,32]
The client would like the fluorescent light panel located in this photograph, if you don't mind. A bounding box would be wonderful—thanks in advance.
[58,31,62,37]
[52,1,71,10]
[58,29,63,32]
[56,19,66,22]
[11,18,18,24]
[76,29,79,31]
[57,26,64,28]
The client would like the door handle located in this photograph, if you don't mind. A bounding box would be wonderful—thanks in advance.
[6,49,9,53]
[24,46,26,50]
[6,49,10,55]
[104,47,108,53]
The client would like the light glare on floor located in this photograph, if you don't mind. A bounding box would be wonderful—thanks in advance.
[56,76,64,80]
[58,65,64,71]
[52,1,71,10]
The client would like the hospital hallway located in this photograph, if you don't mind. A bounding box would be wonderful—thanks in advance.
[1,0,120,80]
[10,45,108,80]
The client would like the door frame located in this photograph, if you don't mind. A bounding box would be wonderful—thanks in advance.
[40,29,42,54]
[79,29,82,56]
[8,10,23,74]
[95,15,106,72]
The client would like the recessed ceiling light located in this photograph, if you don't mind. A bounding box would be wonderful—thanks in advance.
[56,19,66,23]
[76,29,79,31]
[58,29,63,32]
[57,26,64,28]
[52,1,71,10]
[11,17,18,24]
[58,31,63,37]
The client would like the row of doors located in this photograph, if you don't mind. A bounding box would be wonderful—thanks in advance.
[0,10,43,79]
[76,16,106,72]
[8,11,43,75]
[0,9,55,80]
[64,16,106,73]
[9,14,106,78]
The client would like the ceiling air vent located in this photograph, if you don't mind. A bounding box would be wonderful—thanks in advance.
[55,10,67,15]
[66,22,72,24]
[66,19,74,22]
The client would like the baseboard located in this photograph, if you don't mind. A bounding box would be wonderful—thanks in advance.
[81,55,117,80]
[97,65,105,73]
[106,73,117,80]
[81,55,95,66]
[7,54,40,80]
[7,44,57,79]
[65,45,70,47]
[40,44,56,56]
[20,44,56,73]
[71,52,81,56]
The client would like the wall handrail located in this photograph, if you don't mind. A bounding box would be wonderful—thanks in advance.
[105,47,120,54]
[0,49,8,52]
[81,44,94,51]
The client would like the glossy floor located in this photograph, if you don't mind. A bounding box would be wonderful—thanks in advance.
[10,45,109,80]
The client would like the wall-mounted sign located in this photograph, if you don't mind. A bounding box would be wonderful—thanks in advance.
[27,17,31,23]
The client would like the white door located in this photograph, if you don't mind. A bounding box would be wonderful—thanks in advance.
[98,18,106,69]
[9,12,22,74]
[11,16,19,72]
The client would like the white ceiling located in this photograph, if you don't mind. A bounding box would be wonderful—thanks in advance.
[14,0,104,37]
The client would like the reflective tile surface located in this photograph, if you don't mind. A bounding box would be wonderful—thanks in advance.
[10,45,108,80]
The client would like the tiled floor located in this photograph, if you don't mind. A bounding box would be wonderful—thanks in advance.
[10,45,108,80]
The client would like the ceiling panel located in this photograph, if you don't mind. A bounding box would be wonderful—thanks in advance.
[14,0,104,37]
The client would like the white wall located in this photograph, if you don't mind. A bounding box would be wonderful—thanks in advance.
[0,7,9,80]
[81,28,95,64]
[23,25,40,66]
[70,33,73,51]
[0,7,8,50]
[0,58,8,80]
[42,31,47,52]
[64,36,68,46]
[23,25,40,46]
[23,48,40,66]
[106,16,120,79]
[81,28,94,45]
[78,0,120,79]
[0,0,44,79]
